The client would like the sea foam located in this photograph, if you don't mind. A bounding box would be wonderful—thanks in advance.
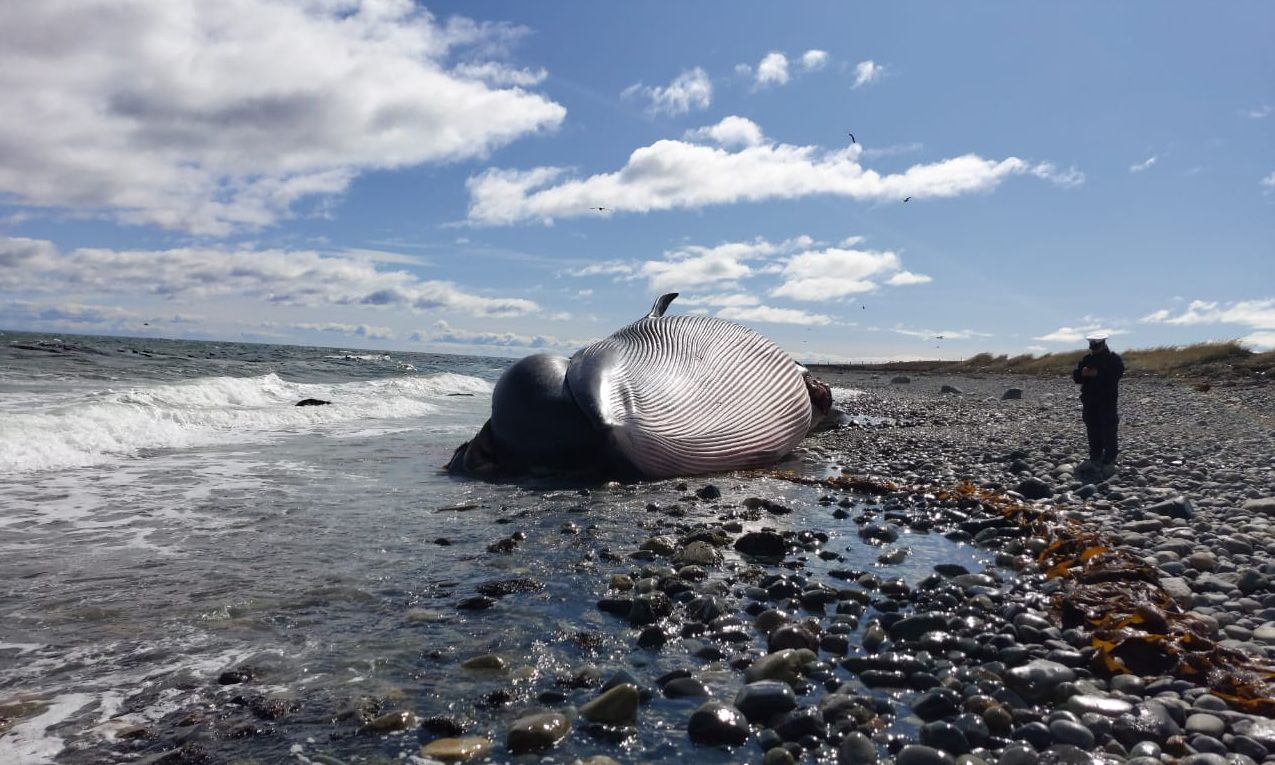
[0,372,492,474]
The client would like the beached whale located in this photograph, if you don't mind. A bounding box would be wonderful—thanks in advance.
[447,293,832,480]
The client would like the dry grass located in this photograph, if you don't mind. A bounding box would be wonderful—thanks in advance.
[814,341,1272,383]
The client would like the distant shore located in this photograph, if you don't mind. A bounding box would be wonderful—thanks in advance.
[808,341,1273,387]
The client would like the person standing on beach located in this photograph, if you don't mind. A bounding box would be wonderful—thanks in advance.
[1072,334,1124,476]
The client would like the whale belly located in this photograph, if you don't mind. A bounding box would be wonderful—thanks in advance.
[566,314,812,479]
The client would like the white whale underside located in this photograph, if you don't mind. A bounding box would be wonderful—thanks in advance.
[566,314,812,479]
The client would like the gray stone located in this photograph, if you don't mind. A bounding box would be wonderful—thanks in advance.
[1063,694,1132,717]
[420,736,492,762]
[674,541,722,567]
[1237,570,1270,595]
[744,649,817,685]
[1145,496,1194,519]
[734,681,797,723]
[1161,576,1194,607]
[1004,659,1076,701]
[891,376,911,384]
[506,713,570,754]
[1015,477,1054,500]
[1001,388,1023,400]
[838,731,879,765]
[941,385,964,395]
[1241,497,1275,515]
[580,684,639,726]
[734,531,787,558]
[1253,622,1275,644]
[1048,718,1095,748]
[1184,713,1225,737]
[895,745,955,765]
[686,701,748,746]
[997,744,1038,765]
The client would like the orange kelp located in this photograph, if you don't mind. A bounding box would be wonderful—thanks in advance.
[933,481,1275,716]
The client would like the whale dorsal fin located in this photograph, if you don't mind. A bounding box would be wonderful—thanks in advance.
[646,293,678,318]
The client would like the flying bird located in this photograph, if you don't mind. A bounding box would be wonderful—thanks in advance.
[935,335,944,340]
[903,196,912,203]
[847,132,856,143]
[589,206,608,212]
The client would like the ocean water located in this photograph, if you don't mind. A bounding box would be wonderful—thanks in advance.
[0,330,988,764]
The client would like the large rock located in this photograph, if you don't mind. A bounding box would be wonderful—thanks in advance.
[1113,701,1181,746]
[734,681,797,723]
[1160,577,1194,607]
[687,701,749,746]
[1004,659,1075,701]
[1241,497,1275,516]
[580,684,639,726]
[674,541,722,567]
[744,649,817,685]
[1145,496,1194,519]
[506,713,570,754]
[734,531,787,558]
[1001,388,1023,400]
[1014,477,1054,500]
[419,737,492,762]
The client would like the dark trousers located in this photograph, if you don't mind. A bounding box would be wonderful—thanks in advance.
[1082,402,1119,463]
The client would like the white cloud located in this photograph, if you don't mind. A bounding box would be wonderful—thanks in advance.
[452,62,548,87]
[772,247,905,301]
[0,299,140,326]
[1030,162,1086,188]
[685,116,765,149]
[0,1,565,235]
[412,320,581,350]
[623,67,713,116]
[886,271,932,286]
[801,50,829,71]
[852,60,885,89]
[1262,171,1275,189]
[563,261,635,278]
[717,305,832,325]
[756,53,790,86]
[1249,105,1272,119]
[291,322,393,340]
[892,326,992,340]
[637,239,791,292]
[676,293,761,308]
[1243,331,1275,349]
[1141,299,1275,330]
[0,235,538,318]
[1034,325,1127,343]
[466,120,1078,225]
[1130,155,1158,173]
[1026,345,1048,354]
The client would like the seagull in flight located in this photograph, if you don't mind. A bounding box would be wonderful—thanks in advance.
[847,131,856,144]
[589,206,608,212]
[903,196,912,203]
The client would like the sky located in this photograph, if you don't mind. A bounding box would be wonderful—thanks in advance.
[1,1,1272,362]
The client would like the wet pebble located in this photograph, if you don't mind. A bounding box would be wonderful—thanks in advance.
[419,736,491,762]
[686,701,749,746]
[506,712,570,754]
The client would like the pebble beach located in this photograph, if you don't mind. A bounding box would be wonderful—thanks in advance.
[4,347,1275,765]
[376,369,1275,765]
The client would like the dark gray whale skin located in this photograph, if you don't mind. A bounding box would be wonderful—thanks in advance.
[447,293,831,480]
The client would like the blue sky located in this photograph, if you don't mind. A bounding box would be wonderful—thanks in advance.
[1,1,1272,361]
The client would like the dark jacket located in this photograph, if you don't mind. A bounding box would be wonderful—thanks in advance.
[1073,351,1124,406]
